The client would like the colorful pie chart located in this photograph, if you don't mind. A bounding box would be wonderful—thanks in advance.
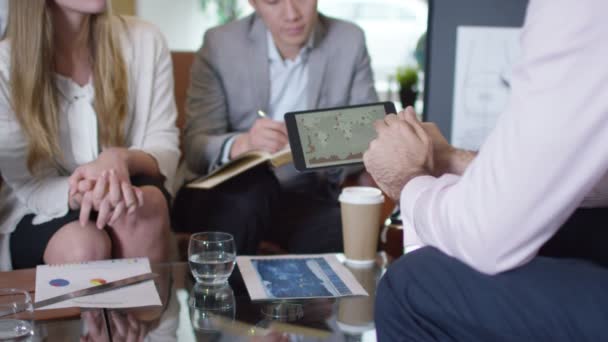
[90,278,107,286]
[49,278,70,287]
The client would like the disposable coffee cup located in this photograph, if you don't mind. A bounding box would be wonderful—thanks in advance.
[339,186,384,265]
[337,264,378,329]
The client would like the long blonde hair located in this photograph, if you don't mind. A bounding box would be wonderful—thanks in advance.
[7,0,128,172]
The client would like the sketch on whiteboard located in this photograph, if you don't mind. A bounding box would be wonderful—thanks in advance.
[451,26,521,150]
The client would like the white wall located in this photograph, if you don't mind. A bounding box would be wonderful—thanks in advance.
[135,0,428,108]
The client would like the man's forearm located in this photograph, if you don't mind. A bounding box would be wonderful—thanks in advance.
[434,148,477,177]
[420,122,476,177]
[447,149,477,176]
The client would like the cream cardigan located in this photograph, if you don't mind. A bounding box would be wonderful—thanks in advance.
[0,17,180,270]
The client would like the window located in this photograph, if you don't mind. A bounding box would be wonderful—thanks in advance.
[318,0,428,110]
[136,0,428,110]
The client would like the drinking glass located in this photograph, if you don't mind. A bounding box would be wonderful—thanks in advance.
[188,232,236,285]
[0,288,34,341]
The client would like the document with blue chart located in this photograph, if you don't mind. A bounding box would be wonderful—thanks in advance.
[236,254,368,301]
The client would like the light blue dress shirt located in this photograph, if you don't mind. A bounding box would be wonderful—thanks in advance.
[266,30,311,122]
[219,31,313,164]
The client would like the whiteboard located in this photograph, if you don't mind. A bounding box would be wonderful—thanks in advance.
[451,26,521,150]
[423,0,528,144]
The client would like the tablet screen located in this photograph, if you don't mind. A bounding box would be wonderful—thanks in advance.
[294,104,386,168]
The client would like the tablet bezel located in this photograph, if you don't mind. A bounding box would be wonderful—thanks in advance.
[285,101,397,172]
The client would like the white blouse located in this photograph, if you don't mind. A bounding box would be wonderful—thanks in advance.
[56,74,99,170]
[0,17,181,270]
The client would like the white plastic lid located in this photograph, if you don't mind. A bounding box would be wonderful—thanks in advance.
[344,258,376,267]
[339,187,384,205]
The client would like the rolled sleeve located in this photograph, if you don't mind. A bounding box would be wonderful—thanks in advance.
[133,24,181,193]
[400,175,437,252]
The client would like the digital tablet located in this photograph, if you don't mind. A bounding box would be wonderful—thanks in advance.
[285,102,396,171]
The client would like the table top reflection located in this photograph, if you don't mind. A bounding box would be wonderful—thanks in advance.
[33,254,387,342]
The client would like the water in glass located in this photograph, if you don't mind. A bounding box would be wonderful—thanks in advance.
[188,232,236,285]
[189,251,236,285]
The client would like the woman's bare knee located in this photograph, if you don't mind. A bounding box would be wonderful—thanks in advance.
[109,186,170,261]
[44,221,112,264]
[138,186,169,222]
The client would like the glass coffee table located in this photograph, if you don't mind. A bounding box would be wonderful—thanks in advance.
[29,254,387,341]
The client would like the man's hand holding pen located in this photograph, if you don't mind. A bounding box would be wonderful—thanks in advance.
[230,109,289,158]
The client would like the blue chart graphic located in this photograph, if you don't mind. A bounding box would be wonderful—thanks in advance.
[49,278,70,287]
[252,258,352,299]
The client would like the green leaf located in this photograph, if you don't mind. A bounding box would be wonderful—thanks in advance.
[396,66,419,89]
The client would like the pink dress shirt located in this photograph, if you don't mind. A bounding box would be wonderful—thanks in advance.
[401,0,608,274]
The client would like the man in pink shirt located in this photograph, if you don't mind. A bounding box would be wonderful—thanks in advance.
[364,0,608,339]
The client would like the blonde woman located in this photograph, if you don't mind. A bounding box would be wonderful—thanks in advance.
[0,0,180,270]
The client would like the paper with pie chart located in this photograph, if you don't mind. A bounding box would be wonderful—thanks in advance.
[295,104,385,168]
[35,258,161,309]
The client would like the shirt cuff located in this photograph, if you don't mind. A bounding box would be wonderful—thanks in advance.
[400,175,437,252]
[219,136,237,166]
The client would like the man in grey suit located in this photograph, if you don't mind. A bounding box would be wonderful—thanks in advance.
[173,0,378,254]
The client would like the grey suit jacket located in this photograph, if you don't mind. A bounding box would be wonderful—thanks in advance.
[183,13,378,175]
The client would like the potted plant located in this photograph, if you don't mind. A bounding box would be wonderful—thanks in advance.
[199,0,241,25]
[396,66,419,109]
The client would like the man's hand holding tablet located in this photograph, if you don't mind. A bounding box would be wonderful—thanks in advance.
[285,102,396,171]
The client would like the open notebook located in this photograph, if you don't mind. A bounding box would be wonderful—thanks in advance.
[187,146,292,189]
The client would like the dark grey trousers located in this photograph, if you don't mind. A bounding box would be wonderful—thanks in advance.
[172,165,343,255]
[375,208,608,341]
